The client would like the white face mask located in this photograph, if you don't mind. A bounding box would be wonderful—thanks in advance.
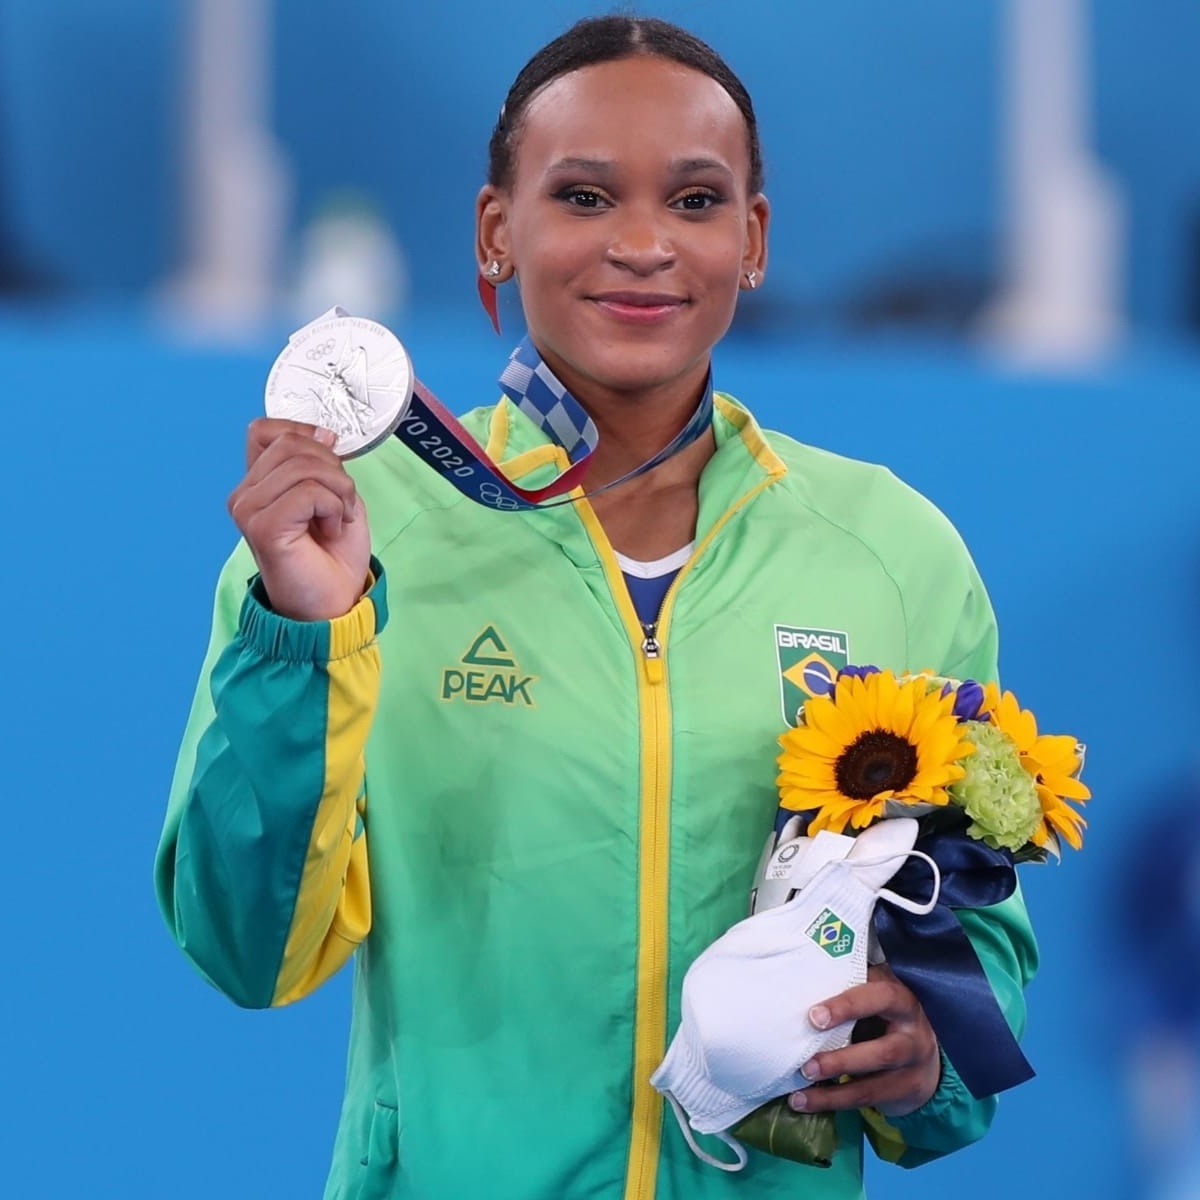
[650,819,939,1171]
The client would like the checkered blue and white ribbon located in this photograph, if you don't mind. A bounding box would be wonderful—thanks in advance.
[394,336,714,512]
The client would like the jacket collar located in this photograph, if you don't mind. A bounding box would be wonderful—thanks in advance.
[456,393,787,561]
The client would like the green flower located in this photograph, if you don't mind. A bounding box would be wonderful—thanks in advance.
[949,721,1041,852]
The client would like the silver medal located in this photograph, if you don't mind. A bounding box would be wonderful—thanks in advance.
[265,307,413,458]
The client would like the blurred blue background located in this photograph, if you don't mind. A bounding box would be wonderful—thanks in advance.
[3,1,1198,1197]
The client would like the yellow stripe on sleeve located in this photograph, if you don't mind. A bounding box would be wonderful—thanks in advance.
[272,595,381,1007]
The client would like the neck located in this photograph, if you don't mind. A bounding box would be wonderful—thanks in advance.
[584,428,715,560]
[535,349,715,493]
[527,349,718,560]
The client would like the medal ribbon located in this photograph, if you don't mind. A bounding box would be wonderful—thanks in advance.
[393,336,713,511]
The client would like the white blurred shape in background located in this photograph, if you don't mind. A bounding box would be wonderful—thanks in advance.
[979,0,1126,368]
[291,193,408,326]
[158,0,290,337]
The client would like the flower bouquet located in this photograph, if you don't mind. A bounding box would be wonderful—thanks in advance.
[730,666,1089,1167]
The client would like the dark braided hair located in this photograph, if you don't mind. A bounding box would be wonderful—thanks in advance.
[487,16,764,195]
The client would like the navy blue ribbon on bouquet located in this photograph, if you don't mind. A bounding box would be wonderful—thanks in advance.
[872,830,1035,1100]
[394,336,714,512]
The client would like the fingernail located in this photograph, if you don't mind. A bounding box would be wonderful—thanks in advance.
[809,1005,831,1030]
[314,426,336,446]
[801,1059,820,1081]
[788,1091,808,1111]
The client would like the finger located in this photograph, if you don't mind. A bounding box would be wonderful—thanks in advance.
[311,495,348,544]
[242,480,355,549]
[234,437,357,522]
[800,1030,919,1085]
[788,1070,916,1115]
[304,480,361,544]
[808,978,920,1033]
[232,455,358,529]
[247,417,336,470]
[241,435,350,503]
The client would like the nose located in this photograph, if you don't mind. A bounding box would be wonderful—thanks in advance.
[604,204,675,275]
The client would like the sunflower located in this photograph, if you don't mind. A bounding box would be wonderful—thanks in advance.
[979,683,1091,851]
[777,670,976,835]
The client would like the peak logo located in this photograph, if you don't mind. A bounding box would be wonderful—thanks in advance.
[442,626,538,707]
[775,624,849,727]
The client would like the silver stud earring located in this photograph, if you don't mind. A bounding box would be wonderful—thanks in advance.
[485,261,502,279]
[745,270,759,290]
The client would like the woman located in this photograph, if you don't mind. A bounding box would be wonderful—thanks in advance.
[156,16,1035,1199]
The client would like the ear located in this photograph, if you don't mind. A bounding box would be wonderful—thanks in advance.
[739,192,770,290]
[476,184,514,281]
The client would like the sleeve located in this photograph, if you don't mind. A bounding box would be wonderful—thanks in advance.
[867,890,1039,1166]
[153,548,388,1010]
[867,514,1040,1166]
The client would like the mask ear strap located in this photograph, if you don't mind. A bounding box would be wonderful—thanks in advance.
[663,1094,748,1173]
[876,850,941,916]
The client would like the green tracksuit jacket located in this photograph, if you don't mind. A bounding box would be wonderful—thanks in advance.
[156,392,1037,1200]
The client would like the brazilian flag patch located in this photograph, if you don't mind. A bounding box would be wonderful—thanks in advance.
[775,625,850,727]
[806,908,855,958]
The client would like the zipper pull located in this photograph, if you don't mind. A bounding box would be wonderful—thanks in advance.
[641,623,665,684]
[641,623,661,659]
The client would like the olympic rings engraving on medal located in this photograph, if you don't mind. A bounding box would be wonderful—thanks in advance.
[306,339,337,361]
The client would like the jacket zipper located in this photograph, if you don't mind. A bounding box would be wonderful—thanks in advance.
[619,470,782,1200]
[574,465,783,1200]
[626,604,671,1200]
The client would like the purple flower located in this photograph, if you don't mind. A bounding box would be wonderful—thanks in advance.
[838,664,881,681]
[950,680,987,722]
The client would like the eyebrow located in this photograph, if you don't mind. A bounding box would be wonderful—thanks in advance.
[545,155,734,179]
[670,157,734,177]
[546,157,615,175]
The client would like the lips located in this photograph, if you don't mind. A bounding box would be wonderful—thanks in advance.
[590,291,688,324]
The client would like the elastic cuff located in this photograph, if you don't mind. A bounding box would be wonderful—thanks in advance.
[238,557,388,663]
[890,1048,964,1129]
[882,1046,994,1157]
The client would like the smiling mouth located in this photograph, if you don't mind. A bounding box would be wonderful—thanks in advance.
[590,293,688,323]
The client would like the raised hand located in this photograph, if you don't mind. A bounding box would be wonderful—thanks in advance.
[228,419,372,621]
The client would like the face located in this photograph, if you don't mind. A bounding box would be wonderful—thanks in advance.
[477,55,769,405]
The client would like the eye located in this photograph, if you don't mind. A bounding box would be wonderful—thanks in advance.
[555,186,611,210]
[672,189,723,212]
